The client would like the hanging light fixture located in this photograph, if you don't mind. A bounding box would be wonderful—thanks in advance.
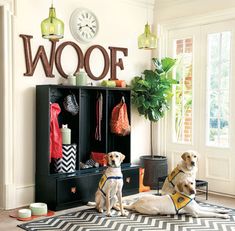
[138,23,157,49]
[138,1,157,49]
[41,0,64,40]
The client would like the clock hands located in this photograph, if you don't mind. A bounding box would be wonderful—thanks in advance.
[78,24,96,34]
[89,27,96,34]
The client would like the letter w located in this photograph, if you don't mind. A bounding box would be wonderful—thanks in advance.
[20,34,57,77]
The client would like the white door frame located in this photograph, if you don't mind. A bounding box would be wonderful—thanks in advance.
[0,0,15,209]
[157,7,235,155]
[157,8,235,196]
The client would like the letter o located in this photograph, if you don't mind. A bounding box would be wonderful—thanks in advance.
[55,41,84,78]
[84,45,109,80]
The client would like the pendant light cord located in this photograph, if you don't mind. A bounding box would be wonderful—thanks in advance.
[51,0,54,8]
[146,0,148,24]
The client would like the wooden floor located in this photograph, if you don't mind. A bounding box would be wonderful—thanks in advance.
[0,192,235,231]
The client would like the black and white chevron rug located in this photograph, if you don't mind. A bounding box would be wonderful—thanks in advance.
[18,202,235,231]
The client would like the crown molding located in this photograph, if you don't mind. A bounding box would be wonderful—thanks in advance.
[159,7,235,30]
[120,0,155,10]
[156,0,189,8]
[0,0,15,14]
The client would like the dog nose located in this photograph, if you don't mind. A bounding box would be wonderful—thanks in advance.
[191,161,195,166]
[190,189,195,195]
[112,160,115,164]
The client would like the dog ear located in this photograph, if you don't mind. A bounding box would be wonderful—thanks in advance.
[181,152,189,161]
[105,154,109,163]
[176,182,183,192]
[120,153,125,162]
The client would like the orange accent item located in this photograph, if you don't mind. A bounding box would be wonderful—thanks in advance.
[114,80,126,87]
[91,152,107,166]
[110,97,130,136]
[139,168,150,192]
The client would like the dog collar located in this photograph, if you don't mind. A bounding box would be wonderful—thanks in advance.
[107,164,121,168]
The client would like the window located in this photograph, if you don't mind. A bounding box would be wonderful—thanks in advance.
[173,38,193,143]
[206,32,231,147]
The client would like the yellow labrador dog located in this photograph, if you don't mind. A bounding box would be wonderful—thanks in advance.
[161,150,198,195]
[124,178,229,219]
[95,151,126,216]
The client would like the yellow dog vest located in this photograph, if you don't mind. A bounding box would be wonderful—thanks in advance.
[98,174,123,197]
[168,167,184,187]
[170,192,192,213]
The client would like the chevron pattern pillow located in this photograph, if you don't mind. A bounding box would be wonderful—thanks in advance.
[54,144,77,173]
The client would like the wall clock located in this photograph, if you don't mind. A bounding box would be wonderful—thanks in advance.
[69,8,99,43]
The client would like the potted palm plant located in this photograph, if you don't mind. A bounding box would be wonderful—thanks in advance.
[131,57,178,189]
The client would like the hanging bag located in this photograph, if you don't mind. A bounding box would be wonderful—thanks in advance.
[110,96,130,136]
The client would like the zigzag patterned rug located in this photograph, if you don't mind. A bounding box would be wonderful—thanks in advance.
[18,202,235,231]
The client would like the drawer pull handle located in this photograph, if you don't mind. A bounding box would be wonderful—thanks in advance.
[126,177,131,183]
[71,187,76,193]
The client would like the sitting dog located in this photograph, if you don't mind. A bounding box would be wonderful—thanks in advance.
[161,150,198,195]
[123,178,229,219]
[95,151,126,216]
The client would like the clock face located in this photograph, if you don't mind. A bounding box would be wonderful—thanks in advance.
[70,8,99,43]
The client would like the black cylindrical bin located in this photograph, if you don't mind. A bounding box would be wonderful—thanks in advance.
[140,155,168,189]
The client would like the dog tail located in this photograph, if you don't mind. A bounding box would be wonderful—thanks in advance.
[87,201,96,206]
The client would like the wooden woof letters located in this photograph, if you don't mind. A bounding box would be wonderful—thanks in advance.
[19,34,128,80]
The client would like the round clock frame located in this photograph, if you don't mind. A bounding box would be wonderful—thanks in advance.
[69,8,99,43]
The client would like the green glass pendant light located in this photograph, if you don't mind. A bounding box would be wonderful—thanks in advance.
[138,23,157,49]
[41,0,64,40]
[138,0,157,50]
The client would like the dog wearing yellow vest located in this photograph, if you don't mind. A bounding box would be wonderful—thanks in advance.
[123,178,229,218]
[162,150,198,195]
[94,151,127,216]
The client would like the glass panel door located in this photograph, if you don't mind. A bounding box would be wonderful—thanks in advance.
[163,21,235,195]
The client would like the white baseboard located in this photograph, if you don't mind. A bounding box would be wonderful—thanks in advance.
[4,183,16,209]
[209,190,235,199]
[3,184,35,209]
[15,184,35,208]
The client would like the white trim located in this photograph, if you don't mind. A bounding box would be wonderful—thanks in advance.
[0,5,4,210]
[159,7,235,31]
[157,0,190,8]
[0,0,15,209]
[120,0,155,9]
[208,190,235,199]
[205,154,232,181]
[0,0,15,15]
[159,11,235,195]
[15,184,34,208]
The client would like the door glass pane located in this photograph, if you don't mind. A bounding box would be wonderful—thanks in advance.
[207,32,231,147]
[173,38,193,144]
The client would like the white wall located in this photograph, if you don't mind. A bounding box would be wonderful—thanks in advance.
[9,0,154,208]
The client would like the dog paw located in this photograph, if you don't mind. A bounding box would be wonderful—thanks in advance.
[216,209,230,214]
[221,214,230,219]
[98,208,104,213]
[121,210,128,217]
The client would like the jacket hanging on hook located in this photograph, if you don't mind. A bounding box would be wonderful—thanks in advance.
[50,103,62,160]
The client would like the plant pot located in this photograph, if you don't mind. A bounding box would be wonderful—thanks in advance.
[140,155,168,189]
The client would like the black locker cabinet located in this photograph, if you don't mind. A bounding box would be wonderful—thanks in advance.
[36,85,139,210]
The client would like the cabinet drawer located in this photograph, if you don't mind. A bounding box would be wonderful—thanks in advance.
[57,177,89,204]
[122,168,139,195]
